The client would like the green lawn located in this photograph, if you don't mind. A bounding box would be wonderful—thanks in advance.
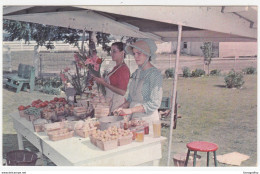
[2,74,257,166]
[160,74,257,166]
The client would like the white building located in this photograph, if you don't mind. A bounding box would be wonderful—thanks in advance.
[156,41,257,58]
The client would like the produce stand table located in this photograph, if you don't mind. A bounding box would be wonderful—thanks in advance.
[10,112,167,166]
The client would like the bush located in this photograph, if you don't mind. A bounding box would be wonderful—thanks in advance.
[210,69,221,76]
[165,68,175,78]
[191,69,205,77]
[182,66,191,77]
[242,66,256,74]
[35,76,62,95]
[224,69,245,88]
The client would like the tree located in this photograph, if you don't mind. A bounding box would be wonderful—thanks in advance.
[3,19,137,95]
[3,19,111,53]
[200,42,214,75]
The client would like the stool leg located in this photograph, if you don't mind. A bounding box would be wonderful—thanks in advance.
[193,151,197,167]
[184,150,190,167]
[214,151,218,167]
[207,152,209,166]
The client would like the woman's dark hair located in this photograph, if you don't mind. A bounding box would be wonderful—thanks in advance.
[112,42,125,58]
[112,42,125,52]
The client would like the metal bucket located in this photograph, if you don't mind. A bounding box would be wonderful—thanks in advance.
[99,116,124,130]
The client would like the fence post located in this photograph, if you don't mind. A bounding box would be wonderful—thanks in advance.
[34,46,40,77]
[234,55,238,71]
[3,45,12,72]
[39,55,42,78]
[8,47,12,72]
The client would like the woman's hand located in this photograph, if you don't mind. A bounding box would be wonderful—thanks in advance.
[114,108,132,116]
[93,76,106,86]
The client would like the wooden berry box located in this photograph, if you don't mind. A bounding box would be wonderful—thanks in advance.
[33,119,48,132]
[75,127,97,138]
[96,139,118,151]
[118,134,133,146]
[19,110,25,118]
[47,128,74,141]
[73,107,87,117]
[23,113,37,121]
[34,124,44,132]
[89,135,97,146]
[44,122,64,133]
[42,110,56,120]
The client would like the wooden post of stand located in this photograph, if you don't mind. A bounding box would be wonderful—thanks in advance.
[167,25,182,166]
[33,46,40,78]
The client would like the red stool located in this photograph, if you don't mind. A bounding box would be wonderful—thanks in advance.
[184,141,218,167]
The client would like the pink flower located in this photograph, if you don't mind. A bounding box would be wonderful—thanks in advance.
[85,58,92,65]
[64,67,70,72]
[78,63,84,69]
[94,64,100,71]
[60,73,67,82]
[74,53,80,62]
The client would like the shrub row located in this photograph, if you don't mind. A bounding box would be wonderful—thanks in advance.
[165,67,255,89]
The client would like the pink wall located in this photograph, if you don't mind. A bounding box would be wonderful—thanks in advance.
[219,42,257,58]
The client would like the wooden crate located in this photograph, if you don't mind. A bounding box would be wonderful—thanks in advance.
[47,128,74,141]
[75,127,97,138]
[96,139,118,151]
[118,134,133,146]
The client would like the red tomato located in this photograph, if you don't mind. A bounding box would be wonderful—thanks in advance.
[54,97,59,102]
[96,58,102,64]
[18,105,25,111]
[35,105,41,108]
[31,101,37,105]
[25,105,31,109]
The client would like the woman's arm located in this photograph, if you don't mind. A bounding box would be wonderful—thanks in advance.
[114,105,145,116]
[93,76,126,96]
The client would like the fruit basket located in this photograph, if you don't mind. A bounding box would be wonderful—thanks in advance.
[74,119,98,138]
[96,139,118,151]
[44,121,65,133]
[42,110,56,120]
[23,107,41,121]
[19,110,25,118]
[118,133,133,146]
[75,127,97,138]
[89,134,97,145]
[47,128,74,141]
[73,107,87,117]
[75,99,89,107]
[33,118,49,132]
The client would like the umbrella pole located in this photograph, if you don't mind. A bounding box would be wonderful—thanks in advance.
[167,24,182,166]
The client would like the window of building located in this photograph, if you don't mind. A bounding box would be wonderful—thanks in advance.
[183,42,187,49]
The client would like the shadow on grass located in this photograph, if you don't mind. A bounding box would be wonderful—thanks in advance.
[214,85,226,88]
[2,85,17,93]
